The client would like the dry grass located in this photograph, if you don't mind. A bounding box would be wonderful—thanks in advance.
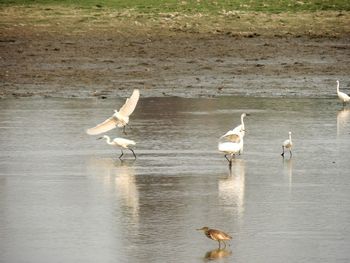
[0,6,349,37]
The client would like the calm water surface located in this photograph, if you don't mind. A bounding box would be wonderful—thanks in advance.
[0,97,349,263]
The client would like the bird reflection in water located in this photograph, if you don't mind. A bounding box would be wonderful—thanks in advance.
[219,159,245,218]
[204,248,232,261]
[283,157,293,192]
[337,108,350,136]
[87,158,139,221]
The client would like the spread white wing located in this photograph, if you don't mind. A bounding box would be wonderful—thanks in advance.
[86,89,140,135]
[86,116,118,135]
[118,89,140,117]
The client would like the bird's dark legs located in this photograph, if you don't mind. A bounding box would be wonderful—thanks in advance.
[123,123,132,135]
[119,149,124,159]
[222,240,227,249]
[281,146,285,157]
[129,148,137,159]
[218,240,221,249]
[289,149,292,157]
[224,154,233,168]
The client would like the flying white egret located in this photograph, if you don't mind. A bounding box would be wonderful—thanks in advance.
[218,133,244,165]
[87,89,140,135]
[98,135,136,159]
[281,131,292,158]
[336,80,350,106]
[220,113,249,141]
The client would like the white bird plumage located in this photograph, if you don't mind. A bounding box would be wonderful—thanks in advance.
[99,135,137,159]
[336,80,350,106]
[87,89,140,135]
[219,113,248,160]
[218,133,244,165]
[281,131,292,157]
[220,113,248,142]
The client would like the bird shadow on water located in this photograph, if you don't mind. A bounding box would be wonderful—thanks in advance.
[282,157,293,191]
[203,248,232,261]
[337,108,350,136]
[86,157,140,221]
[219,158,246,218]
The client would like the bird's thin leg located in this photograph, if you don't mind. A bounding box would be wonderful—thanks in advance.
[119,149,124,159]
[281,146,285,157]
[218,240,221,249]
[123,126,127,135]
[290,149,292,157]
[222,240,227,249]
[224,154,230,162]
[129,148,137,159]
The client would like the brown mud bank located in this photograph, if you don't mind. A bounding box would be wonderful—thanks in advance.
[0,7,349,98]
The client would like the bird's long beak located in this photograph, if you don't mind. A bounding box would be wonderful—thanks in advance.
[97,137,103,140]
[246,113,251,116]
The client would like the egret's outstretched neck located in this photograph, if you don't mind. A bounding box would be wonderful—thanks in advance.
[241,114,245,128]
[289,133,292,142]
[336,80,340,93]
[104,135,112,145]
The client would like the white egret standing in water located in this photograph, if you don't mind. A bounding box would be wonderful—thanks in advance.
[98,135,136,159]
[220,113,249,154]
[281,131,293,158]
[218,133,244,166]
[336,80,350,106]
[87,89,140,135]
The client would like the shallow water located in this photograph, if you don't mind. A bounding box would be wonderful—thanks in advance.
[0,97,349,263]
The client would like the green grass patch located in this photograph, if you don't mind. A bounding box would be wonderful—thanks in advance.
[0,0,349,13]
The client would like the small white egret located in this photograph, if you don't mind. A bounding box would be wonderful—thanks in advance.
[98,135,136,159]
[281,131,293,158]
[218,133,244,165]
[87,89,140,135]
[221,113,249,141]
[336,80,350,106]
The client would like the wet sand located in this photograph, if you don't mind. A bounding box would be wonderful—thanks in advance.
[1,9,350,99]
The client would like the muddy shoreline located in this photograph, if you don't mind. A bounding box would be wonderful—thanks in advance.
[1,9,350,99]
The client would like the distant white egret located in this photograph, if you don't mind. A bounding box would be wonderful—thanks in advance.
[98,135,136,159]
[336,80,350,106]
[218,133,244,165]
[281,131,292,157]
[221,113,249,141]
[87,89,140,135]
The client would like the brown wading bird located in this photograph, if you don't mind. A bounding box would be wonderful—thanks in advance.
[197,227,232,248]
